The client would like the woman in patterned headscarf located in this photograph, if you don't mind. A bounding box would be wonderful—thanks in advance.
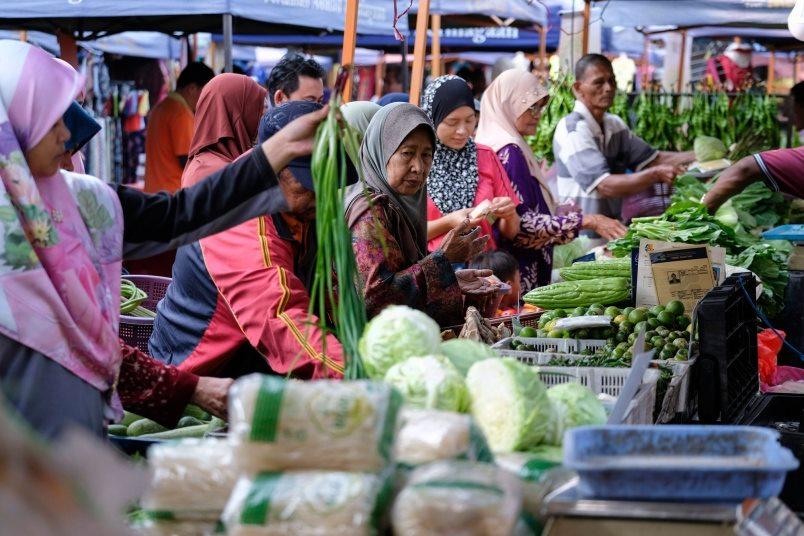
[421,75,520,254]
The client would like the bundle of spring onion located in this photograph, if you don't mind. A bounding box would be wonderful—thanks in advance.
[120,278,157,318]
[308,67,367,379]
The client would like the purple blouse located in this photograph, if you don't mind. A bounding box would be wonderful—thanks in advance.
[496,144,582,293]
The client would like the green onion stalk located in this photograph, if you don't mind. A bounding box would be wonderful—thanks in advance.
[308,67,368,379]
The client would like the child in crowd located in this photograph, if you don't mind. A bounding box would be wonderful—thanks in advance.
[468,250,526,316]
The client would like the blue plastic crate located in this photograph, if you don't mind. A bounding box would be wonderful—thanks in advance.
[563,425,799,502]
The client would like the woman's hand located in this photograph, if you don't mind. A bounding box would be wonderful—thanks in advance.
[489,197,517,220]
[262,104,329,174]
[582,213,628,241]
[189,376,234,420]
[439,218,489,263]
[455,269,498,295]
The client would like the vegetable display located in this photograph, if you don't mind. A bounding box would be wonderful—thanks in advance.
[383,355,471,413]
[110,405,224,439]
[523,277,631,309]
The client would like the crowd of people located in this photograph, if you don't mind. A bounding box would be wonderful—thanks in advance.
[1,40,801,444]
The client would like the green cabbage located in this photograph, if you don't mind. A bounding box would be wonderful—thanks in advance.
[552,237,592,269]
[694,136,727,163]
[359,305,442,379]
[439,339,500,377]
[543,383,607,446]
[384,355,471,413]
[466,358,550,452]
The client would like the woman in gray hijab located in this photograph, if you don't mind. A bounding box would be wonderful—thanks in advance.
[344,103,494,326]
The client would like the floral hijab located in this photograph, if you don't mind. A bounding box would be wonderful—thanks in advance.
[0,40,124,403]
[420,75,479,215]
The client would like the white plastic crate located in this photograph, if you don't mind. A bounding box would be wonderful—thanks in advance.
[491,337,607,361]
[536,367,660,425]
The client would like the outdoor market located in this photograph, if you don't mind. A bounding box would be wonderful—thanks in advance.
[1,0,804,534]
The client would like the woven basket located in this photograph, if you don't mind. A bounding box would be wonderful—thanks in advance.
[119,275,171,351]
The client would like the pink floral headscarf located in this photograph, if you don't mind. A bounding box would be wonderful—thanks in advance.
[0,40,124,408]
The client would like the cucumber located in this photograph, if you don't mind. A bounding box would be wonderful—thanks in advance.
[176,416,205,428]
[127,418,168,437]
[139,424,209,440]
[182,404,210,421]
[205,417,227,436]
[108,424,128,437]
[120,411,144,427]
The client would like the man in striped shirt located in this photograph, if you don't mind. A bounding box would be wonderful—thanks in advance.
[553,54,693,234]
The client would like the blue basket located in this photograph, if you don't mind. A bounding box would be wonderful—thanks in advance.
[563,425,799,502]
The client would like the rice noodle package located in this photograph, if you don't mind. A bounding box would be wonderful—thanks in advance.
[221,471,392,536]
[392,460,522,536]
[229,375,403,473]
[495,451,575,517]
[395,409,493,466]
[141,439,238,516]
[133,515,220,536]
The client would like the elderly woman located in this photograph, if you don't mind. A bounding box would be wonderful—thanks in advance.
[475,69,627,292]
[0,40,325,439]
[421,75,520,252]
[344,103,493,327]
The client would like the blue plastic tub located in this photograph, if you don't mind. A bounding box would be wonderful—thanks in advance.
[563,425,799,502]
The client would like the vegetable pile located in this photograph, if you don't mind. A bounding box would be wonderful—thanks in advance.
[108,405,225,440]
[120,278,156,318]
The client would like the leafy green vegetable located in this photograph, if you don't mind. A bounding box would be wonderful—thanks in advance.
[552,237,592,269]
[440,339,500,377]
[527,73,575,165]
[694,136,727,162]
[543,383,607,446]
[467,358,551,451]
[726,243,790,317]
[359,305,442,379]
[384,355,470,412]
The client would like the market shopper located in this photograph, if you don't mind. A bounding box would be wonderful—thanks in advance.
[266,53,325,107]
[144,61,215,194]
[703,147,804,212]
[149,101,344,380]
[554,54,693,227]
[181,74,266,187]
[344,103,496,326]
[0,40,329,439]
[421,75,521,252]
[476,69,626,291]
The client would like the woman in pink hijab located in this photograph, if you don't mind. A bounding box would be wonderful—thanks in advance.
[0,40,327,439]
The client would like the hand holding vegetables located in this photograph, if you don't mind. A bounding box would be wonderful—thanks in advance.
[649,164,681,185]
[582,213,628,241]
[440,218,489,263]
[190,376,234,420]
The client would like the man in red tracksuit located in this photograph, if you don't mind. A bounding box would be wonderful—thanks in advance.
[148,101,344,379]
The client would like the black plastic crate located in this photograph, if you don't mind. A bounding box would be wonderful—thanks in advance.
[696,273,759,424]
[740,394,804,515]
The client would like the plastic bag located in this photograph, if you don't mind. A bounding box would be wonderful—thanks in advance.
[141,439,238,517]
[133,516,220,536]
[758,329,784,388]
[396,409,494,466]
[496,450,575,517]
[392,460,522,536]
[221,471,392,536]
[228,374,402,472]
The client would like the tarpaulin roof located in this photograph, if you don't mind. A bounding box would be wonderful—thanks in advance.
[411,0,548,27]
[0,0,405,37]
[594,0,791,29]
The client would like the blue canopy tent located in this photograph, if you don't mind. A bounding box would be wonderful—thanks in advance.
[0,0,404,70]
[594,0,791,29]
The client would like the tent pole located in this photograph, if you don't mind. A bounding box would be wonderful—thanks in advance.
[342,0,359,102]
[375,53,386,99]
[431,14,441,78]
[409,0,430,105]
[538,25,547,77]
[677,29,687,93]
[768,47,776,94]
[401,39,409,93]
[641,34,649,89]
[57,31,79,69]
[19,31,27,43]
[191,34,198,62]
[582,0,591,56]
[223,14,233,73]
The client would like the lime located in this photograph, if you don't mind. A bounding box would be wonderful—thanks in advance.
[573,306,586,316]
[628,332,637,344]
[538,316,550,329]
[628,308,647,324]
[622,307,635,317]
[589,303,605,311]
[649,305,665,317]
[520,326,538,338]
[576,329,590,339]
[634,321,647,334]
[665,300,685,316]
[660,348,676,360]
[612,347,625,359]
[616,331,628,343]
[616,342,630,351]
[553,309,567,318]
[613,314,627,325]
[562,331,572,339]
[604,306,620,318]
[655,326,670,337]
[675,315,691,330]
[675,348,689,360]
[673,337,688,349]
[645,330,656,340]
[544,320,558,332]
[650,335,665,348]
[536,329,549,338]
[623,349,633,360]
[657,311,675,327]
[647,317,661,329]
[547,329,562,338]
[620,321,635,333]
